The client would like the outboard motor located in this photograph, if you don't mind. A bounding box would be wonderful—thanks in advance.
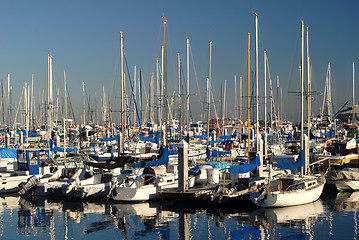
[18,175,39,195]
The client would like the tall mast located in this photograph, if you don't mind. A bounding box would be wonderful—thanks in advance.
[234,75,237,119]
[163,16,168,146]
[307,26,311,140]
[120,31,124,134]
[207,41,212,143]
[160,45,164,127]
[247,32,251,159]
[301,20,304,152]
[255,12,259,152]
[155,59,159,125]
[30,74,34,130]
[7,73,10,127]
[82,81,85,126]
[178,52,181,132]
[186,38,190,131]
[223,80,227,123]
[264,50,267,133]
[48,53,53,137]
[133,66,137,127]
[64,71,67,155]
[239,76,242,121]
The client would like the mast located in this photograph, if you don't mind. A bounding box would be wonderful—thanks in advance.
[307,26,311,140]
[186,38,190,132]
[48,53,53,138]
[156,58,160,125]
[255,12,260,152]
[247,32,251,159]
[301,20,304,152]
[264,50,267,133]
[163,16,168,146]
[234,75,237,120]
[223,80,227,124]
[7,73,10,127]
[207,41,212,143]
[239,76,242,121]
[82,81,85,126]
[134,65,137,127]
[64,71,67,155]
[160,45,164,127]
[178,52,181,135]
[30,74,34,130]
[120,31,124,134]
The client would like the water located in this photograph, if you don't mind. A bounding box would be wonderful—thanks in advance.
[0,191,358,239]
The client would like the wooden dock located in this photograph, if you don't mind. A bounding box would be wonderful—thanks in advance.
[158,179,232,200]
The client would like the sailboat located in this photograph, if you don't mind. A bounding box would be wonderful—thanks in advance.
[111,146,178,202]
[249,20,325,208]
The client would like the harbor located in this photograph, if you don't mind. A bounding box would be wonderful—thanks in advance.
[0,1,359,239]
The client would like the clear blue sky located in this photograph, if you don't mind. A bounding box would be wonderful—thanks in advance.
[0,0,358,124]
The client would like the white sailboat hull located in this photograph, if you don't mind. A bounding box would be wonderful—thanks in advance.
[250,177,325,207]
[112,182,178,202]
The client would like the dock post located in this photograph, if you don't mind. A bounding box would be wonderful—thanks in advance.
[20,131,23,144]
[118,132,123,155]
[178,139,188,192]
[5,133,9,147]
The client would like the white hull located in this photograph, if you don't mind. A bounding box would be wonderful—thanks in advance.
[0,175,35,193]
[112,182,178,202]
[250,176,325,207]
[63,182,112,198]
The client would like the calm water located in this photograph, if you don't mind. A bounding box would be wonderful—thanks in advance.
[0,191,358,239]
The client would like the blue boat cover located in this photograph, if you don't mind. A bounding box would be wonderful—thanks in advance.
[194,133,207,139]
[134,146,169,168]
[49,139,78,153]
[0,148,17,158]
[229,154,261,174]
[276,150,305,170]
[209,139,223,144]
[220,131,237,140]
[99,137,117,142]
[321,128,333,137]
[188,161,231,176]
[139,133,159,144]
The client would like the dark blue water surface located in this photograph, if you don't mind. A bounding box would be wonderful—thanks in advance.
[0,191,358,239]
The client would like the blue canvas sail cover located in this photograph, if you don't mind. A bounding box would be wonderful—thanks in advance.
[99,137,117,142]
[321,128,333,137]
[206,147,231,159]
[229,154,261,174]
[220,131,237,140]
[276,150,305,170]
[0,148,17,159]
[209,139,223,144]
[139,133,160,144]
[49,139,78,153]
[134,146,169,168]
[194,133,207,139]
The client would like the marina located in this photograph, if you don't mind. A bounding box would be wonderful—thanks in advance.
[0,1,358,239]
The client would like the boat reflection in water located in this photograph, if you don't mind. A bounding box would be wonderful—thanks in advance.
[249,201,325,239]
[0,193,357,239]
